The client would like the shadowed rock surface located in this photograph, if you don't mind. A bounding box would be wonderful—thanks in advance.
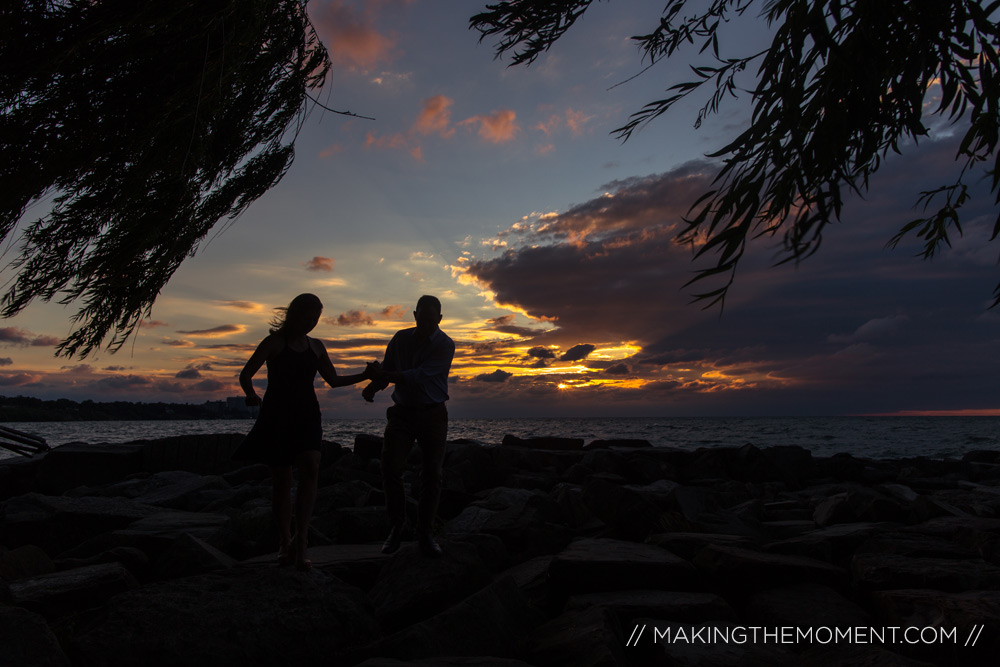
[2,435,999,665]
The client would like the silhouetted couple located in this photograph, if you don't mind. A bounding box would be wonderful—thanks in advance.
[235,294,454,567]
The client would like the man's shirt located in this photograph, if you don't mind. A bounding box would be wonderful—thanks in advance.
[382,326,455,406]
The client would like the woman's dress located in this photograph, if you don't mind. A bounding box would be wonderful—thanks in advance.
[233,337,322,466]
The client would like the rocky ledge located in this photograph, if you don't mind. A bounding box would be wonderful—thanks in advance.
[2,432,1000,666]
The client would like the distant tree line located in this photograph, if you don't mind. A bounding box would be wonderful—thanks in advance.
[0,395,251,422]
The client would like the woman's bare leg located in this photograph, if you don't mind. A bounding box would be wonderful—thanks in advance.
[292,450,321,570]
[271,465,294,559]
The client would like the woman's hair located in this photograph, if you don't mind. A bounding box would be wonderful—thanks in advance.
[269,293,323,334]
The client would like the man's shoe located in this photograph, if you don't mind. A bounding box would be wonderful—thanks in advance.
[418,532,442,557]
[381,527,402,554]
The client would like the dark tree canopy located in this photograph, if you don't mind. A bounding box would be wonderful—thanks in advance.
[1,0,331,357]
[472,0,1000,306]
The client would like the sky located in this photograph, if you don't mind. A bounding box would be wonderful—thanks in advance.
[2,0,1000,419]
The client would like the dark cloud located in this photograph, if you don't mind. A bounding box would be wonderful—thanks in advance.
[94,374,152,389]
[458,136,1000,415]
[0,327,60,347]
[305,256,334,272]
[0,358,12,366]
[0,373,38,386]
[175,325,245,337]
[559,344,596,362]
[527,346,556,359]
[605,363,630,375]
[475,369,513,383]
[175,369,202,379]
[103,365,127,371]
[161,338,195,347]
[194,379,226,392]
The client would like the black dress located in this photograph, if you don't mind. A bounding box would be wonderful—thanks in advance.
[233,336,322,466]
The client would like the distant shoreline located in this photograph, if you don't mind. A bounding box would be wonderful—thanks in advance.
[0,394,253,422]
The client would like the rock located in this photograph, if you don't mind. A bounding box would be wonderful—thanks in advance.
[548,483,602,530]
[798,645,937,666]
[851,552,1000,592]
[222,463,270,485]
[766,522,895,564]
[548,538,700,597]
[1,492,160,555]
[363,576,543,662]
[499,555,554,608]
[53,546,151,581]
[874,589,1000,666]
[140,433,245,474]
[693,544,846,594]
[445,487,572,560]
[565,590,736,624]
[354,433,384,460]
[68,568,380,667]
[151,533,238,580]
[744,582,870,628]
[314,507,390,545]
[501,434,585,451]
[646,532,753,561]
[523,605,629,667]
[0,455,45,500]
[129,471,231,511]
[581,477,673,539]
[0,544,54,581]
[36,442,145,494]
[370,539,493,632]
[10,562,139,619]
[0,606,70,667]
[585,438,652,449]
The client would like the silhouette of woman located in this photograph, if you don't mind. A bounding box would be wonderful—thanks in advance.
[235,293,374,571]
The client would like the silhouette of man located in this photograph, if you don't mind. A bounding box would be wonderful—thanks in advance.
[363,295,455,556]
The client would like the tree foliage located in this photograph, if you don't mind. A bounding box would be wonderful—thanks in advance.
[472,0,1000,306]
[1,0,331,357]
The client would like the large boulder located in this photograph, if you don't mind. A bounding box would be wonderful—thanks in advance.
[523,605,629,667]
[1,493,160,555]
[369,539,493,632]
[361,575,543,662]
[0,606,70,667]
[548,538,700,598]
[851,552,1000,592]
[693,544,846,594]
[36,442,145,494]
[68,567,379,667]
[9,562,139,619]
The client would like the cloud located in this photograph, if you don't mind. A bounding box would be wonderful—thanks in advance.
[415,95,455,138]
[161,338,196,347]
[605,363,630,375]
[485,315,547,337]
[103,365,127,371]
[305,256,335,272]
[331,310,376,327]
[0,358,11,366]
[174,325,246,338]
[0,327,60,347]
[217,301,263,312]
[0,372,38,386]
[460,110,519,143]
[140,320,169,329]
[175,369,202,379]
[310,1,396,71]
[475,369,513,383]
[381,305,406,320]
[193,379,227,392]
[527,346,557,359]
[827,315,910,344]
[559,344,596,362]
[94,374,151,389]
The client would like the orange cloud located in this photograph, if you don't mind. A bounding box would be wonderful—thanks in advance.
[311,1,395,71]
[305,256,335,272]
[319,143,344,158]
[415,95,455,138]
[460,110,519,143]
[174,325,246,338]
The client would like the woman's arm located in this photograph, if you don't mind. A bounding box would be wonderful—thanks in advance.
[316,339,371,389]
[239,335,278,405]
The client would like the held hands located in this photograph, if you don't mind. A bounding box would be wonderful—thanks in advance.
[363,360,382,380]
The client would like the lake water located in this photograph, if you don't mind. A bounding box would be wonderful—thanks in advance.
[2,416,998,461]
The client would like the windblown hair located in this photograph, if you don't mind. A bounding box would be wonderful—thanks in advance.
[269,293,323,334]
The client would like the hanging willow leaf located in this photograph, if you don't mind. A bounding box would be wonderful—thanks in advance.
[472,0,1000,307]
[0,0,334,357]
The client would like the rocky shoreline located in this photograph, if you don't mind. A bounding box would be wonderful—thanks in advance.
[2,432,1000,666]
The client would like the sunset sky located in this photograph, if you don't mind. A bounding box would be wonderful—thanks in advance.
[2,0,1000,418]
